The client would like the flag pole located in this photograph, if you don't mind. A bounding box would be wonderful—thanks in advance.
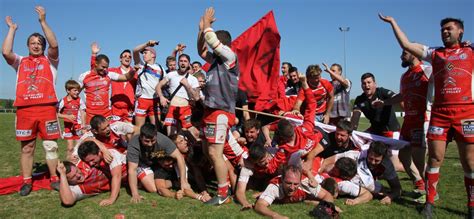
[235,107,286,119]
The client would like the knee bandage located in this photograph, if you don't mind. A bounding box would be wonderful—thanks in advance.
[43,140,58,160]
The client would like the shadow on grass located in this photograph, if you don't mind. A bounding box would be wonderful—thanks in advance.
[33,162,49,174]
[394,196,466,217]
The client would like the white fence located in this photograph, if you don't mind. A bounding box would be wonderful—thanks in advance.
[0,108,15,113]
[359,112,405,118]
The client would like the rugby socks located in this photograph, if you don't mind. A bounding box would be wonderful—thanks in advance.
[425,167,440,204]
[415,179,425,191]
[217,182,229,197]
[50,175,59,183]
[464,173,474,207]
[23,177,32,185]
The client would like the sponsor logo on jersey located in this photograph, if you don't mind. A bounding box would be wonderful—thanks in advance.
[446,62,455,71]
[305,139,314,151]
[443,77,457,88]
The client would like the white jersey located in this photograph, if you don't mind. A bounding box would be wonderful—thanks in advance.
[164,71,199,100]
[136,62,165,99]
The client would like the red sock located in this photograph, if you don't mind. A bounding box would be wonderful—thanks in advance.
[218,182,229,197]
[23,177,32,185]
[415,179,425,191]
[426,168,440,204]
[50,175,59,183]
[464,175,474,207]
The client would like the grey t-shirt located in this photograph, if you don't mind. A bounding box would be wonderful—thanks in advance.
[127,132,177,167]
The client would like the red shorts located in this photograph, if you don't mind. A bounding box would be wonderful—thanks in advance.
[201,109,236,144]
[134,98,160,118]
[63,122,81,140]
[112,105,133,123]
[401,116,428,147]
[164,105,192,128]
[427,105,474,143]
[16,105,60,141]
[86,109,111,125]
[366,128,400,139]
[223,138,248,167]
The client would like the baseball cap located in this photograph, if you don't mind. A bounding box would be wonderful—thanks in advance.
[141,47,156,57]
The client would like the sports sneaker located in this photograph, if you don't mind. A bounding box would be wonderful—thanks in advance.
[204,195,232,206]
[414,194,439,204]
[422,202,434,219]
[469,207,474,219]
[413,188,426,195]
[50,181,60,191]
[414,180,426,194]
[19,183,33,196]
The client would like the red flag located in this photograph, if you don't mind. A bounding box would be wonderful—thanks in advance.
[202,11,281,109]
[233,11,281,105]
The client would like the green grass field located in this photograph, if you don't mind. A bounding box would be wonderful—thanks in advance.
[0,113,468,218]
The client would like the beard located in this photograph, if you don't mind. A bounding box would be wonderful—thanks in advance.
[401,61,410,68]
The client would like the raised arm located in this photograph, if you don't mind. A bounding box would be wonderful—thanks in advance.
[171,43,186,58]
[57,162,77,206]
[200,7,236,68]
[133,40,158,65]
[197,15,213,63]
[378,13,424,59]
[90,42,99,70]
[36,6,58,61]
[2,16,18,65]
[324,90,334,124]
[322,63,350,88]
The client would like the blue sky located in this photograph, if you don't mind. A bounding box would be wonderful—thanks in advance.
[0,0,472,100]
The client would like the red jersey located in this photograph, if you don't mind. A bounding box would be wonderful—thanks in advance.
[261,176,308,204]
[12,55,58,107]
[266,88,321,174]
[58,96,85,125]
[76,161,110,195]
[277,75,288,98]
[297,78,333,114]
[399,64,433,121]
[109,67,137,109]
[78,69,120,115]
[78,55,122,114]
[423,45,474,105]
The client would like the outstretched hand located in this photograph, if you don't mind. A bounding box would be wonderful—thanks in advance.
[378,13,394,23]
[91,42,100,55]
[202,7,216,29]
[56,161,66,175]
[5,16,17,30]
[322,63,330,72]
[35,6,46,22]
